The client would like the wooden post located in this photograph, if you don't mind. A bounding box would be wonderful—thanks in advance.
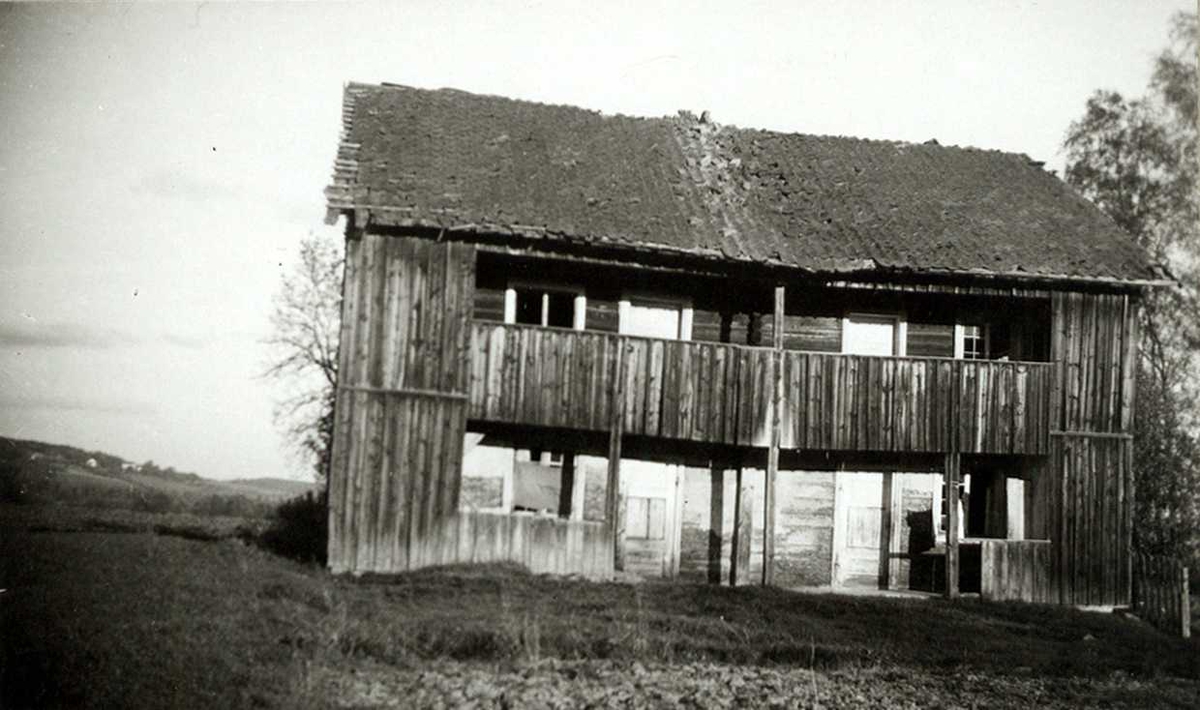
[606,343,626,571]
[945,452,961,598]
[763,285,785,585]
[758,285,787,585]
[1181,565,1191,640]
[708,461,725,584]
[731,467,753,585]
[615,484,627,572]
[669,465,684,579]
[558,452,576,519]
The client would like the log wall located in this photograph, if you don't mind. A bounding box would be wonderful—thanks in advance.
[468,322,1052,455]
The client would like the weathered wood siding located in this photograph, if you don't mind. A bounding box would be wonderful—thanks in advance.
[329,234,476,574]
[1132,552,1192,638]
[468,322,1052,454]
[406,510,614,580]
[1045,292,1139,606]
[980,540,1053,603]
[330,235,616,579]
[779,353,1051,454]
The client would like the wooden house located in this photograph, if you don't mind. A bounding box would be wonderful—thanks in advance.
[323,83,1166,605]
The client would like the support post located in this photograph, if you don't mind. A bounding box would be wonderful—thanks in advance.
[945,452,961,598]
[606,344,626,572]
[731,467,753,585]
[708,461,725,584]
[557,452,576,519]
[763,285,785,586]
[1181,565,1192,640]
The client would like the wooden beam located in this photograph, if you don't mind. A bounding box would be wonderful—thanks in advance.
[945,452,961,598]
[763,284,785,585]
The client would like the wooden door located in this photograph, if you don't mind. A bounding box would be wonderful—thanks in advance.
[833,472,889,589]
[620,459,680,578]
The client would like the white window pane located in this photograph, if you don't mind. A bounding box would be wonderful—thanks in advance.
[843,316,895,356]
[621,303,681,339]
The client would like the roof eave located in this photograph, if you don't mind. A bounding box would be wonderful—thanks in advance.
[327,205,1169,292]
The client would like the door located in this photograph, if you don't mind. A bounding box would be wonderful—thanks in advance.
[617,298,687,578]
[833,472,889,589]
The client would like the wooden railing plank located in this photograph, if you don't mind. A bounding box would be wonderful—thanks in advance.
[467,322,1053,454]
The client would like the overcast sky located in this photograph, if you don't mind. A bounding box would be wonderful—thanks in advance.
[0,1,1190,481]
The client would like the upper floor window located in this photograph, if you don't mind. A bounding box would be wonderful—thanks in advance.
[842,314,904,356]
[505,286,585,329]
[956,324,988,360]
[619,297,693,341]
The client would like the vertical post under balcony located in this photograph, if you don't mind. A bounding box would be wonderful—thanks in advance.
[557,452,576,519]
[945,451,961,598]
[763,285,785,586]
[606,341,626,573]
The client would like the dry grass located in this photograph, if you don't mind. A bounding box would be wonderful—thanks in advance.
[2,503,1199,709]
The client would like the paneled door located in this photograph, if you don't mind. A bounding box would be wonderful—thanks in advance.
[832,472,889,589]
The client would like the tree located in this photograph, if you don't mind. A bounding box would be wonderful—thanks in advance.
[264,232,343,488]
[1063,12,1199,560]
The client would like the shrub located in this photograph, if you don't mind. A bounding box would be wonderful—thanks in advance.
[259,491,328,564]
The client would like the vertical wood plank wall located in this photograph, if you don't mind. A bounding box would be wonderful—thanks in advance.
[330,234,1142,605]
[467,323,1052,455]
[1047,292,1139,606]
[328,233,613,577]
[980,540,1053,603]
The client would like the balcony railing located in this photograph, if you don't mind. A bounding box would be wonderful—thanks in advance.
[468,322,1052,455]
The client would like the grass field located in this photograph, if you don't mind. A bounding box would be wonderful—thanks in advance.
[2,502,1199,708]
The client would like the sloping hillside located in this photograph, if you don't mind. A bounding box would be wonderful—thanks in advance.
[0,436,316,512]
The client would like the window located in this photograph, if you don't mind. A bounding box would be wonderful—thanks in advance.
[841,314,905,356]
[505,285,584,329]
[619,297,692,340]
[956,324,988,360]
[625,496,666,540]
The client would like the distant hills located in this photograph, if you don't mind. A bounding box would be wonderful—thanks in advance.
[0,436,317,512]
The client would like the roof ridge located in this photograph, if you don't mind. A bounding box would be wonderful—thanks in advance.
[354,80,1040,159]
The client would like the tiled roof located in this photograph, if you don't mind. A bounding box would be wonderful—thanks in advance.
[326,82,1164,285]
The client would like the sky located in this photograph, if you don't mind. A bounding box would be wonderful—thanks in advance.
[0,0,1191,481]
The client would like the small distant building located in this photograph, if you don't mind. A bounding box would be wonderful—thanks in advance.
[29,453,42,461]
[121,462,141,472]
[85,458,98,469]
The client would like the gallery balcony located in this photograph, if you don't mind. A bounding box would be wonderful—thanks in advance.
[467,321,1053,456]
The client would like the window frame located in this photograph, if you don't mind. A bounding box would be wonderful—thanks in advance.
[618,293,694,341]
[840,311,908,357]
[954,323,990,360]
[504,281,587,330]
